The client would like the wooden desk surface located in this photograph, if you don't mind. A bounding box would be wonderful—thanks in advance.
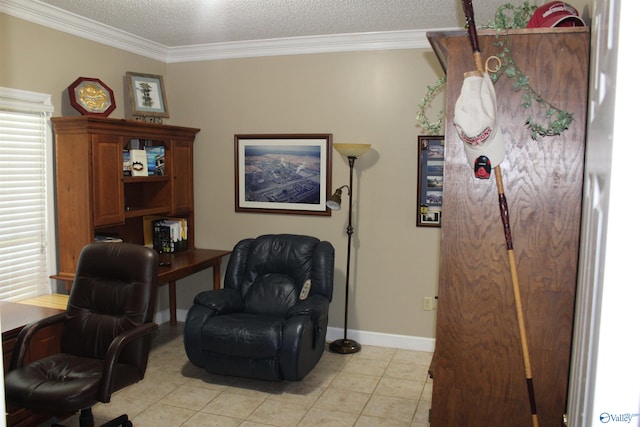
[51,248,231,286]
[0,301,64,339]
[157,248,231,284]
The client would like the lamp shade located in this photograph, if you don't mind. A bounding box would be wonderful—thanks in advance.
[334,143,371,158]
[326,190,343,210]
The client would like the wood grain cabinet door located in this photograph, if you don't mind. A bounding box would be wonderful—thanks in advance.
[171,139,194,215]
[92,134,125,227]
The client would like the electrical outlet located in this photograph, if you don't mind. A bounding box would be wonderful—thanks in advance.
[423,296,435,311]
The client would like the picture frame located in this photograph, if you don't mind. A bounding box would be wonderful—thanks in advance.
[235,134,333,216]
[67,77,116,117]
[417,135,444,227]
[126,72,169,119]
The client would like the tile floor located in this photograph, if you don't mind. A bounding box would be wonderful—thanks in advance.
[52,323,433,427]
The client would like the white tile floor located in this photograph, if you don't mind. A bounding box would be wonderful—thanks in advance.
[52,323,433,426]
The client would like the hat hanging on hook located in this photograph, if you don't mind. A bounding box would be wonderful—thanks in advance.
[453,71,506,179]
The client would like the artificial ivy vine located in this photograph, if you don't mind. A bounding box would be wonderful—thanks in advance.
[489,32,574,139]
[416,75,446,135]
[417,1,575,140]
[487,1,537,29]
[487,1,574,140]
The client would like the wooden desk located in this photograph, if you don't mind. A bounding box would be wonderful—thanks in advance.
[1,301,62,336]
[52,248,230,326]
[158,248,231,325]
[2,301,66,426]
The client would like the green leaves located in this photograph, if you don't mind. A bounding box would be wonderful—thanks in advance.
[416,75,446,135]
[417,2,575,141]
[490,28,573,140]
[487,1,538,30]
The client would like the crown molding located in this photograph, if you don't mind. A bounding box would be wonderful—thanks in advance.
[1,0,451,63]
[0,0,168,61]
[166,30,438,63]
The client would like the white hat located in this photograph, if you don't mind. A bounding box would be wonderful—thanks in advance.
[454,72,506,171]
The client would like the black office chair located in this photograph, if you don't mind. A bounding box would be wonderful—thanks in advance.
[4,243,159,427]
[184,234,334,381]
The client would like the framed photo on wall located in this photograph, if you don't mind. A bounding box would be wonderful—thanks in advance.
[234,134,332,216]
[126,72,170,119]
[417,135,444,227]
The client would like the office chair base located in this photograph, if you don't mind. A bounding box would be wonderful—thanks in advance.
[100,413,132,427]
[52,409,132,427]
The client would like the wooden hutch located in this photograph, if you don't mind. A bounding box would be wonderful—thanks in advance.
[51,116,199,285]
[50,117,230,325]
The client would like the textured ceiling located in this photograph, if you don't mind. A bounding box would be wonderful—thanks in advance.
[35,0,508,47]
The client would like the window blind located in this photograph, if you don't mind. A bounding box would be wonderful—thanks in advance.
[0,88,54,301]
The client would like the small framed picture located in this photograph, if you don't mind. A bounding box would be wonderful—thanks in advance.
[234,134,332,216]
[417,135,444,227]
[126,72,169,119]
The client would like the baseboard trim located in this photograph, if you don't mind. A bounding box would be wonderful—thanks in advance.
[326,327,435,352]
[157,309,435,353]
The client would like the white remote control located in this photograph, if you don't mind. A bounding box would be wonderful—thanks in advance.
[300,279,312,300]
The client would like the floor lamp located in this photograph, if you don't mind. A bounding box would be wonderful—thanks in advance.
[326,143,371,354]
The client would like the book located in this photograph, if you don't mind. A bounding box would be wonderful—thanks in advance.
[123,150,132,176]
[153,220,173,253]
[149,216,188,253]
[129,149,148,176]
[146,146,165,176]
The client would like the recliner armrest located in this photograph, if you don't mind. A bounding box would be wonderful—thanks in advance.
[194,288,244,314]
[286,294,329,320]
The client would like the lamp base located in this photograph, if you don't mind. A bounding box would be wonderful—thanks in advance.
[329,338,361,354]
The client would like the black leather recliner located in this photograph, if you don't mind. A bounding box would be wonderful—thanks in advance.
[4,243,159,427]
[183,234,334,381]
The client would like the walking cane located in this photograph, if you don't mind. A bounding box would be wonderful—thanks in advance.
[459,1,539,426]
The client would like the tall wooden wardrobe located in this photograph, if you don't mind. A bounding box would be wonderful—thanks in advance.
[426,28,589,426]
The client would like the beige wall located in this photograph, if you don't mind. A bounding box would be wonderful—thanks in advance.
[2,13,444,339]
[0,15,166,116]
[168,51,444,339]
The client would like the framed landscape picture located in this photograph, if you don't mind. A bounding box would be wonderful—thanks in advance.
[234,134,332,216]
[417,135,444,227]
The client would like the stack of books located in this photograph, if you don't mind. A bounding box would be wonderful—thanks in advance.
[122,145,165,177]
[152,218,188,253]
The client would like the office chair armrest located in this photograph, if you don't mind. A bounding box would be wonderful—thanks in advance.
[9,312,67,371]
[98,321,158,401]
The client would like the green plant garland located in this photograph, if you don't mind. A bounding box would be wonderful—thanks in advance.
[416,75,446,135]
[416,1,575,140]
[487,1,574,140]
[487,1,537,30]
[490,32,574,139]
